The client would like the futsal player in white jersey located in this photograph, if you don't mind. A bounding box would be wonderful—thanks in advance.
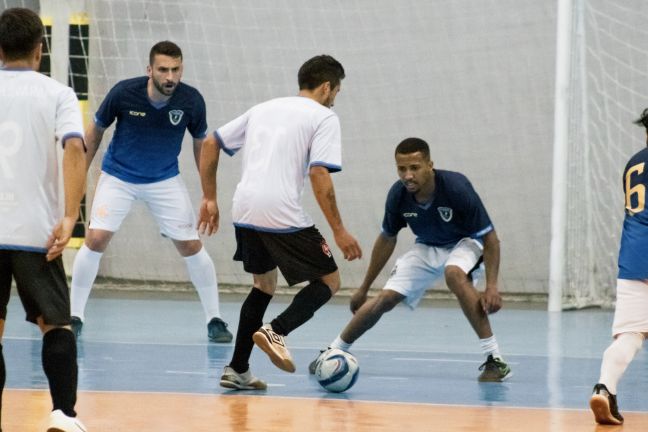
[0,8,87,431]
[69,41,232,343]
[590,109,648,425]
[199,55,362,389]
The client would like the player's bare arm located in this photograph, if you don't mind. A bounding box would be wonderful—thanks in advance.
[47,136,87,261]
[350,233,397,313]
[84,120,106,170]
[192,137,202,171]
[309,165,362,261]
[197,133,221,235]
[479,229,502,314]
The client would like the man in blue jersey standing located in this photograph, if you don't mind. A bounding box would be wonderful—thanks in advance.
[590,109,648,426]
[69,41,232,343]
[310,137,511,382]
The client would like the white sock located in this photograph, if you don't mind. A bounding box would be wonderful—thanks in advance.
[329,335,353,352]
[479,335,502,359]
[70,244,103,321]
[599,332,644,394]
[184,247,221,323]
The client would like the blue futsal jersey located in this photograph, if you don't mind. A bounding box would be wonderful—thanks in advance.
[382,169,493,248]
[618,147,648,280]
[95,76,207,184]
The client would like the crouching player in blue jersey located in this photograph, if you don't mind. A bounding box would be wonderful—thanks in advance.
[69,41,232,343]
[310,137,512,382]
[590,109,648,425]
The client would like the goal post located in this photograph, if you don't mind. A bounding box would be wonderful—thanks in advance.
[550,0,648,309]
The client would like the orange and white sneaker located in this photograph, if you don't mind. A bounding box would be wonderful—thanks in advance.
[46,409,88,432]
[252,324,296,373]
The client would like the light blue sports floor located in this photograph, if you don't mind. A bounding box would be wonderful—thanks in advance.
[3,289,647,412]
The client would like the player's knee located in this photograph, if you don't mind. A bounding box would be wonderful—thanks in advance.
[84,230,112,252]
[444,265,470,292]
[175,239,202,257]
[320,271,340,294]
[373,291,401,313]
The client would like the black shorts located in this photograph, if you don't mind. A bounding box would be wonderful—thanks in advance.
[0,250,71,325]
[233,226,338,286]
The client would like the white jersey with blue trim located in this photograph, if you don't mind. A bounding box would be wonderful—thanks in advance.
[0,69,83,252]
[216,96,342,232]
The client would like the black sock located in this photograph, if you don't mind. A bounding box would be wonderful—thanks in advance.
[230,288,272,374]
[271,280,332,336]
[42,328,77,417]
[0,343,5,429]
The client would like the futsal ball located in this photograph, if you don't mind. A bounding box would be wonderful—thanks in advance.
[315,348,359,393]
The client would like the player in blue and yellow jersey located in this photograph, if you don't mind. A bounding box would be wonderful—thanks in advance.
[590,108,648,425]
[69,41,232,343]
[311,137,511,382]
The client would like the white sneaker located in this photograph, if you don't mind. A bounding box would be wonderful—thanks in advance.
[219,365,267,390]
[46,409,88,432]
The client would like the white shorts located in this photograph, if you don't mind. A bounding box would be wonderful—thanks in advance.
[384,237,484,309]
[89,172,199,241]
[612,278,648,336]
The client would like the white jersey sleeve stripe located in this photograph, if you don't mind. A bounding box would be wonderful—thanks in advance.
[309,161,341,172]
[214,130,237,156]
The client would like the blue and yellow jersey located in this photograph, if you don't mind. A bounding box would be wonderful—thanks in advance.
[618,146,648,279]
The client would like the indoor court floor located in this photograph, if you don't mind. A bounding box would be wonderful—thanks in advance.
[2,289,648,431]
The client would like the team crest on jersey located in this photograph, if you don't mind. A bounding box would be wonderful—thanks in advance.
[169,109,184,126]
[438,206,453,222]
[321,240,332,258]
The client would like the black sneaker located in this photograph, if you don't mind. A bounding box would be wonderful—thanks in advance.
[478,355,512,382]
[207,317,233,343]
[70,316,83,339]
[590,383,624,425]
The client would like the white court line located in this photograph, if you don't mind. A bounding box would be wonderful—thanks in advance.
[392,358,519,365]
[165,370,207,376]
[367,376,408,381]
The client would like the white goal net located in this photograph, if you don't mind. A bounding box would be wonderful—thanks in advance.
[560,0,648,308]
[6,0,562,298]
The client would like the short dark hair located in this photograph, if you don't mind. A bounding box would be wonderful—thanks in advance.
[149,40,182,65]
[0,8,43,61]
[634,108,648,130]
[298,55,345,90]
[395,137,431,160]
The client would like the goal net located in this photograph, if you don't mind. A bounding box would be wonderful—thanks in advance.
[28,0,560,298]
[560,0,648,308]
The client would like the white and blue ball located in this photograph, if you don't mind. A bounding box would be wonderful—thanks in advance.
[315,348,359,393]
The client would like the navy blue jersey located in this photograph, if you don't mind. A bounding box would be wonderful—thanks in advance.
[382,169,494,247]
[95,76,207,184]
[618,147,648,279]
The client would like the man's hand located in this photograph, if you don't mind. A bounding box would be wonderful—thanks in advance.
[198,197,219,236]
[479,285,502,314]
[349,287,369,314]
[333,229,362,261]
[46,216,76,261]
